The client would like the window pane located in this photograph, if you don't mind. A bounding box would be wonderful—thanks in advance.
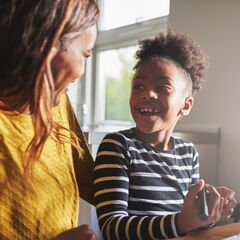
[100,0,170,31]
[98,46,138,122]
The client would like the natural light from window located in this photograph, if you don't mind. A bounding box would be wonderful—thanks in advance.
[98,46,137,122]
[100,0,170,31]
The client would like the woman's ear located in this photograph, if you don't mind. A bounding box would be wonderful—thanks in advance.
[180,96,194,116]
[50,46,58,56]
[46,46,58,65]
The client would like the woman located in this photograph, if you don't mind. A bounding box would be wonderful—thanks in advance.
[0,0,99,239]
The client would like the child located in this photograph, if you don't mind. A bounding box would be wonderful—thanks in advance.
[93,30,237,239]
[0,0,99,239]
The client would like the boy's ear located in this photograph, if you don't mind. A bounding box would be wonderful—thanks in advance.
[180,96,194,116]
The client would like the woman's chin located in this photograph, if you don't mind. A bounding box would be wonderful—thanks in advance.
[53,87,71,106]
[53,98,60,107]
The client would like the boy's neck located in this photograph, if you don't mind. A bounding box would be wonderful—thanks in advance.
[135,127,174,151]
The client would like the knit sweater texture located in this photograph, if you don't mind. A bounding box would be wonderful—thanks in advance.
[0,94,93,240]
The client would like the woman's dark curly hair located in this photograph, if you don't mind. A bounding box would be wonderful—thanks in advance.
[134,29,209,96]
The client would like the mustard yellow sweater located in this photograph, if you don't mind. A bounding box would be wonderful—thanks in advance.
[0,94,94,240]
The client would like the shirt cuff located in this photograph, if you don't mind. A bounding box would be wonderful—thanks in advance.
[174,212,186,237]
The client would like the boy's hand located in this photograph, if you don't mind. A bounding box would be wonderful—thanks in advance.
[51,224,96,240]
[215,186,237,220]
[177,179,225,234]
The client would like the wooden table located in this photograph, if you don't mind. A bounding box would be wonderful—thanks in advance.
[172,222,240,240]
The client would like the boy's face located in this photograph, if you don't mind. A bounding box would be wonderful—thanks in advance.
[130,59,192,134]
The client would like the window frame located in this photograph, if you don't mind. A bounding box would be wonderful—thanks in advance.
[82,3,169,131]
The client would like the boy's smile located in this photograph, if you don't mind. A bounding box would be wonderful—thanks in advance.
[136,103,161,121]
[130,59,193,147]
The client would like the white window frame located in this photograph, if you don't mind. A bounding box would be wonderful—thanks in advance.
[82,4,169,131]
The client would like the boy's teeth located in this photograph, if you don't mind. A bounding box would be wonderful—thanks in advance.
[140,108,159,113]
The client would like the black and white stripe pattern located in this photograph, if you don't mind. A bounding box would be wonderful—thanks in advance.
[94,128,199,239]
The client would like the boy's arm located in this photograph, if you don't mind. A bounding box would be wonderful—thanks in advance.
[94,133,184,239]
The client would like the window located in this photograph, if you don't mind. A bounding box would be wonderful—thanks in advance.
[69,0,170,131]
[99,46,137,123]
[99,0,170,31]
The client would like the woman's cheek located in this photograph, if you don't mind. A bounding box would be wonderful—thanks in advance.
[77,57,86,78]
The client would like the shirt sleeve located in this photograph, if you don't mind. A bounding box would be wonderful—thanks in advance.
[94,133,185,239]
[65,94,95,204]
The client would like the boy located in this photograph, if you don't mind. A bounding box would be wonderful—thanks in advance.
[94,30,236,239]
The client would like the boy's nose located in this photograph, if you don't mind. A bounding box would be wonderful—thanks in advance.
[142,89,158,99]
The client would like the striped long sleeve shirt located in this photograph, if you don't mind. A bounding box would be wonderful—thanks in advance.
[94,128,199,239]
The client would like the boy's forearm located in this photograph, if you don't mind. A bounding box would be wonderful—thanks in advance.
[97,213,183,239]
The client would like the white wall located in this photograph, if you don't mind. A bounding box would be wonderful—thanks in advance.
[169,0,240,198]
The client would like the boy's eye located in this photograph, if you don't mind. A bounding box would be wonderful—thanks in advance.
[156,84,172,93]
[132,83,144,91]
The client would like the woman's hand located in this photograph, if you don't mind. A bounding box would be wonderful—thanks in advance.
[51,224,96,240]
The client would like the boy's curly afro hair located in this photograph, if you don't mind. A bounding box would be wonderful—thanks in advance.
[134,29,209,96]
